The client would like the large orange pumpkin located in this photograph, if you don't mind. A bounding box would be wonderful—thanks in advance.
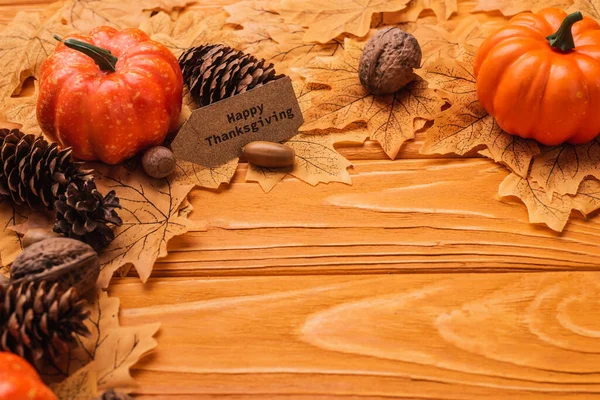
[474,8,600,146]
[37,27,183,164]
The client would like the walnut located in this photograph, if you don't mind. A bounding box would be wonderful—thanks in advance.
[10,238,100,296]
[359,27,422,95]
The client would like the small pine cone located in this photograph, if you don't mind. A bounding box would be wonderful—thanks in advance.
[0,128,92,208]
[0,281,90,368]
[96,389,133,400]
[54,180,123,251]
[179,44,284,107]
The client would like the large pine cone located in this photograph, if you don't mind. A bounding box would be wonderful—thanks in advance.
[54,180,123,251]
[0,128,92,208]
[0,281,90,367]
[179,44,284,107]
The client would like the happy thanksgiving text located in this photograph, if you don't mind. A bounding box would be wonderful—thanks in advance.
[204,104,296,147]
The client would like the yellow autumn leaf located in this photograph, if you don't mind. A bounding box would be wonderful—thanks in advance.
[0,82,40,134]
[274,0,412,43]
[417,57,539,177]
[295,38,444,159]
[499,173,600,232]
[572,0,600,19]
[384,0,458,23]
[48,292,160,395]
[473,0,574,16]
[140,10,239,58]
[61,0,193,33]
[173,158,239,189]
[0,11,71,99]
[529,139,600,197]
[93,164,196,287]
[246,128,369,192]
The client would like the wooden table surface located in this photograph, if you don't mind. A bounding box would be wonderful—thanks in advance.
[4,1,600,399]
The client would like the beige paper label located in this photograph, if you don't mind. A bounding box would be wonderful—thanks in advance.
[171,77,303,167]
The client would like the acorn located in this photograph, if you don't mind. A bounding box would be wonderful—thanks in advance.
[142,146,177,178]
[243,141,295,168]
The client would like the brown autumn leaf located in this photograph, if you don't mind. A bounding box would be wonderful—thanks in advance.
[93,164,195,287]
[499,173,600,232]
[48,291,160,395]
[296,38,444,159]
[140,10,239,58]
[472,0,574,16]
[383,0,458,23]
[61,0,194,33]
[529,138,600,197]
[417,57,539,177]
[572,0,600,19]
[0,11,71,99]
[246,128,369,192]
[274,0,411,43]
[0,82,40,134]
[173,158,239,189]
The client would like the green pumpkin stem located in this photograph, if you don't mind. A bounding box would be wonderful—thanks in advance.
[53,35,118,72]
[547,11,584,52]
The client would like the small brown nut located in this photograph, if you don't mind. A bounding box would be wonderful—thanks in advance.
[359,27,422,95]
[11,238,100,296]
[243,141,295,168]
[142,146,176,179]
[22,228,61,248]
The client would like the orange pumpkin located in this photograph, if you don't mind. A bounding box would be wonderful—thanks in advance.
[0,352,57,400]
[474,8,600,146]
[37,27,183,164]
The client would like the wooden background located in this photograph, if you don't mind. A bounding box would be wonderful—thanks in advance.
[4,1,600,399]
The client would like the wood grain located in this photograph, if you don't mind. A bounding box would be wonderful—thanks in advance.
[109,273,600,399]
[154,158,600,277]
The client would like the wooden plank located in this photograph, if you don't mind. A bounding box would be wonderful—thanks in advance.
[109,272,600,399]
[147,158,600,277]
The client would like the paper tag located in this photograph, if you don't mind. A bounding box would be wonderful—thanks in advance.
[171,77,304,168]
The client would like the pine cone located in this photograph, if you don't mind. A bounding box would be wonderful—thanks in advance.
[0,128,92,208]
[179,44,284,107]
[96,389,133,400]
[54,180,123,252]
[0,281,90,368]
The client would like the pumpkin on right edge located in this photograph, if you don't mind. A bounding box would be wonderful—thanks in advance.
[474,8,600,146]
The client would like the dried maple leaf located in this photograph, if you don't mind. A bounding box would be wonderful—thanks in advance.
[528,139,600,197]
[0,11,71,99]
[224,0,282,28]
[571,0,600,19]
[296,38,444,159]
[0,198,26,267]
[61,0,193,33]
[499,173,600,232]
[274,0,411,43]
[93,164,195,287]
[417,58,539,176]
[246,128,369,192]
[0,82,40,134]
[51,370,98,400]
[173,158,238,189]
[473,0,574,16]
[140,10,239,58]
[48,292,160,394]
[383,0,458,23]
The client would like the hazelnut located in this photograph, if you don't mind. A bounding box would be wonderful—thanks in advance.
[359,27,422,95]
[11,238,100,296]
[22,228,61,248]
[142,146,176,179]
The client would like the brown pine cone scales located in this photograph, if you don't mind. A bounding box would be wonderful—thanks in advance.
[0,128,92,208]
[179,44,284,107]
[96,389,133,400]
[54,180,123,251]
[0,281,90,368]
